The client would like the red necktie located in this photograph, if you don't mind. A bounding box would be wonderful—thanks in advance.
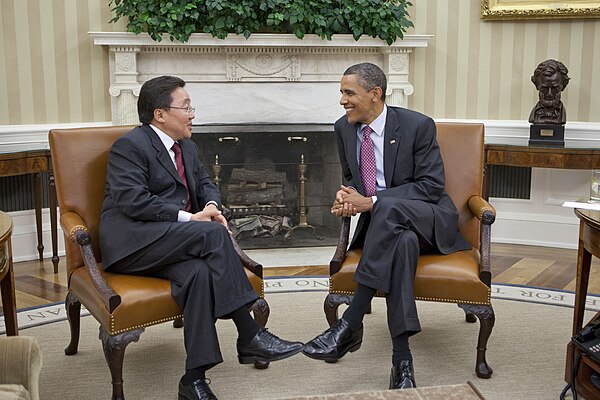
[360,125,377,197]
[172,142,191,212]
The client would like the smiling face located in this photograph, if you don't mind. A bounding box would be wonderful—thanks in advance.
[152,87,195,141]
[339,74,384,125]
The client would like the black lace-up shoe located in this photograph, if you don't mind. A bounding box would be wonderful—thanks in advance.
[302,318,363,362]
[389,360,416,389]
[237,328,304,364]
[178,377,218,400]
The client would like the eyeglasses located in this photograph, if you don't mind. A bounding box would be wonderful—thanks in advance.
[165,105,196,115]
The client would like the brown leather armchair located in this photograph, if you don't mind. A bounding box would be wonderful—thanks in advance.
[325,122,496,379]
[49,126,270,400]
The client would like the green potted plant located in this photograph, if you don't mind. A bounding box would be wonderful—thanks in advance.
[109,0,413,45]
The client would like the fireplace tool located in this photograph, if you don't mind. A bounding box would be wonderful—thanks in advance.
[212,154,221,188]
[284,151,324,241]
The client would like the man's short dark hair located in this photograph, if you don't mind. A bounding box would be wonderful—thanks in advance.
[138,76,186,124]
[343,62,387,102]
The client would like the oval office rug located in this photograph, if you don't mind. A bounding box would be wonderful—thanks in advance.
[8,290,597,400]
[3,277,599,335]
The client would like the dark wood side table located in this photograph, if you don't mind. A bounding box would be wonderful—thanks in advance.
[0,211,18,335]
[0,150,59,272]
[565,208,600,398]
[484,144,600,200]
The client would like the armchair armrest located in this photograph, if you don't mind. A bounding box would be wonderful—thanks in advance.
[330,217,351,276]
[222,207,263,278]
[467,195,496,225]
[467,195,496,287]
[60,211,121,313]
[230,235,263,278]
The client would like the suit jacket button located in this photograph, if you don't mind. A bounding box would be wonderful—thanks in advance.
[182,200,187,205]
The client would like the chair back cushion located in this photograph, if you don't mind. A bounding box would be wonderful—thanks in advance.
[435,122,485,248]
[49,126,135,275]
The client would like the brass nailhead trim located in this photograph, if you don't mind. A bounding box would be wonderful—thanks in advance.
[329,288,491,306]
[480,207,494,219]
[69,225,88,242]
[110,314,184,335]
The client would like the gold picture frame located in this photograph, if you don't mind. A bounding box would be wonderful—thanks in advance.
[481,0,600,20]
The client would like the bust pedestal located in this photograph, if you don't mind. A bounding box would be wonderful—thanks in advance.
[529,124,565,147]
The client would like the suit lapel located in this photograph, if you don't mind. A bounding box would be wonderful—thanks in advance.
[383,108,402,188]
[143,125,182,184]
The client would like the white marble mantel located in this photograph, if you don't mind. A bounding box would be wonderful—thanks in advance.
[90,32,431,126]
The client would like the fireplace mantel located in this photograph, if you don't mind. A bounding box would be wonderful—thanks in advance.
[90,32,431,125]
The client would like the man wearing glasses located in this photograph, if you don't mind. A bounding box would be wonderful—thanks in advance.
[99,76,304,400]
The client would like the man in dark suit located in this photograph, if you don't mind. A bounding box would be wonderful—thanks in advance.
[303,63,470,389]
[99,76,303,400]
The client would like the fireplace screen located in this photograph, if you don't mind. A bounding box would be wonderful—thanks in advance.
[193,124,342,249]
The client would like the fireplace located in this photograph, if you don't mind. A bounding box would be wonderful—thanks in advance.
[193,123,341,249]
[90,32,430,249]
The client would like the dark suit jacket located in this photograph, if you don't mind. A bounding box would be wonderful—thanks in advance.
[335,106,470,254]
[99,124,221,269]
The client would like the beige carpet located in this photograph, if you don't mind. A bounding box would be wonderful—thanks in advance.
[21,292,593,400]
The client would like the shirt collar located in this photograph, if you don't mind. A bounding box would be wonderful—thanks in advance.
[360,104,387,137]
[149,124,176,151]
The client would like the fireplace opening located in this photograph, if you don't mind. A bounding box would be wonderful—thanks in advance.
[193,124,342,250]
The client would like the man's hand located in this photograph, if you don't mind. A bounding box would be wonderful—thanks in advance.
[330,185,373,217]
[190,204,229,229]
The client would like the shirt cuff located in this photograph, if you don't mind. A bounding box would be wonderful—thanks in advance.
[205,201,219,209]
[371,195,378,204]
[178,210,192,222]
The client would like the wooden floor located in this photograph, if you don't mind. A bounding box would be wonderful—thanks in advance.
[4,242,600,311]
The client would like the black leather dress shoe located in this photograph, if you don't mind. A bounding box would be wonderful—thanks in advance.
[302,318,363,362]
[237,328,304,364]
[178,378,218,400]
[389,360,416,389]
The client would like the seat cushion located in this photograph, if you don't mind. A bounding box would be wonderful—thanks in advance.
[70,266,263,335]
[330,249,490,305]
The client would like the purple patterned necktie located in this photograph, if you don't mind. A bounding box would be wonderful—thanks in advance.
[172,142,191,212]
[360,125,377,197]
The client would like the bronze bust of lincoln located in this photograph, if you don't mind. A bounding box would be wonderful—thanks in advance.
[529,59,570,125]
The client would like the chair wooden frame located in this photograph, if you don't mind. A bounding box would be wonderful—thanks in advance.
[323,122,496,379]
[50,126,270,400]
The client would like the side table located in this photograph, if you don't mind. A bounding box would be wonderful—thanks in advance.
[565,208,600,398]
[0,211,18,336]
[0,150,59,272]
[484,144,600,200]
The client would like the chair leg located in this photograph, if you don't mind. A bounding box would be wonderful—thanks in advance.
[458,303,477,323]
[458,304,495,379]
[64,292,81,355]
[172,317,184,328]
[250,298,271,370]
[99,326,144,400]
[324,293,354,327]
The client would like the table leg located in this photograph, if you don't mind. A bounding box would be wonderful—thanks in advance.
[49,171,59,273]
[34,172,44,261]
[0,239,18,336]
[573,220,592,336]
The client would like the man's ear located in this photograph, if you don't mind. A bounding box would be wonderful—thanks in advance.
[153,108,166,123]
[372,86,383,102]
